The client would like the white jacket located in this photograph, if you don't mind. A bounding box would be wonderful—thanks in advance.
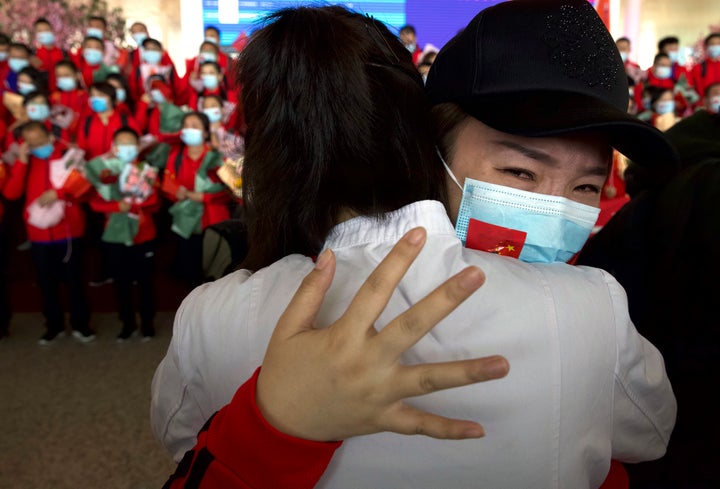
[151,200,676,489]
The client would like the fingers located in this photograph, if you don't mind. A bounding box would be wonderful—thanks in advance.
[273,249,336,340]
[381,404,486,440]
[376,266,485,357]
[340,227,427,335]
[394,356,510,399]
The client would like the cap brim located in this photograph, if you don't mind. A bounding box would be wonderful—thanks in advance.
[455,91,680,168]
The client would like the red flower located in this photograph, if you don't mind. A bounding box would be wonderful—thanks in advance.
[99,168,119,185]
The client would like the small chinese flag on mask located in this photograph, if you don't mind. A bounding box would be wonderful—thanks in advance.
[466,218,526,259]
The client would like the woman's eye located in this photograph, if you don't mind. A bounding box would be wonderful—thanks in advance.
[575,184,601,193]
[502,168,534,180]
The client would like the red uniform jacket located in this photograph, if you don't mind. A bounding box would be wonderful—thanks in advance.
[690,58,720,98]
[163,144,230,231]
[128,64,189,107]
[89,168,161,245]
[76,110,140,160]
[50,88,89,139]
[3,143,86,242]
[34,45,66,90]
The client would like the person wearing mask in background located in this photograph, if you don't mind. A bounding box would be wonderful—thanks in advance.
[50,60,88,138]
[5,92,68,152]
[187,61,235,111]
[128,38,187,106]
[135,76,177,138]
[153,3,675,488]
[646,86,680,131]
[634,53,685,115]
[615,36,643,85]
[657,36,687,83]
[87,127,160,341]
[73,36,113,89]
[105,72,134,118]
[85,15,121,69]
[3,121,93,344]
[399,24,423,65]
[202,26,229,75]
[161,111,230,289]
[702,81,720,114]
[32,17,66,91]
[3,43,32,94]
[76,81,139,160]
[690,32,720,98]
[184,42,225,94]
[201,94,243,163]
[125,22,175,75]
[14,66,46,98]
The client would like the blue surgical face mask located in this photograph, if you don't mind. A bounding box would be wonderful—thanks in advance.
[115,87,127,102]
[654,65,672,80]
[89,96,109,113]
[27,103,50,121]
[708,44,720,60]
[8,57,29,73]
[0,52,7,62]
[86,27,104,39]
[441,151,600,263]
[83,48,103,66]
[405,43,416,53]
[115,144,139,163]
[32,142,54,160]
[710,95,720,114]
[180,128,204,147]
[205,36,219,45]
[619,51,628,63]
[201,74,218,90]
[56,76,77,92]
[142,50,162,65]
[17,82,36,95]
[36,31,55,46]
[202,107,222,123]
[150,89,166,104]
[655,100,675,115]
[132,32,148,46]
[200,51,217,63]
[667,50,679,64]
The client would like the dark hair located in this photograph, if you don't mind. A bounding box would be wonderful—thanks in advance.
[181,111,211,141]
[647,86,673,109]
[9,42,31,55]
[34,17,51,28]
[431,103,471,163]
[18,66,46,93]
[20,120,50,137]
[201,94,224,107]
[399,25,416,35]
[88,15,107,28]
[142,38,162,50]
[200,41,219,53]
[82,36,105,50]
[237,6,446,270]
[205,25,220,36]
[658,36,679,52]
[22,91,49,106]
[113,126,140,142]
[706,33,720,46]
[704,81,720,97]
[653,52,670,65]
[615,36,630,44]
[90,81,117,105]
[106,73,133,109]
[199,61,222,74]
[0,33,10,46]
[55,59,78,73]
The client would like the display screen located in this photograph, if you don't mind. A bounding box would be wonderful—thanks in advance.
[202,0,505,52]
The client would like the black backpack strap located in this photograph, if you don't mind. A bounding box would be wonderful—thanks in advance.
[84,116,93,139]
[120,113,128,128]
[174,147,184,175]
[701,61,707,79]
[51,124,62,139]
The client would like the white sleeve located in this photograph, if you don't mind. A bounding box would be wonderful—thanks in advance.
[606,272,677,462]
[150,286,212,462]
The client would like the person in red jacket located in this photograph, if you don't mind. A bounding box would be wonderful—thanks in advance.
[399,25,423,65]
[128,38,187,106]
[50,60,88,139]
[187,61,237,111]
[690,32,720,99]
[615,36,644,84]
[31,17,66,91]
[135,75,175,137]
[162,111,230,287]
[3,121,93,344]
[657,36,688,84]
[72,36,111,89]
[4,91,70,151]
[88,127,160,340]
[76,81,139,159]
[105,72,134,118]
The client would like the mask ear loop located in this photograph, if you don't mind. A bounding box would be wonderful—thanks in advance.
[436,146,463,191]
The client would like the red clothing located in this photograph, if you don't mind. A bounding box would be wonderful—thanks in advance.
[644,70,675,90]
[690,58,720,98]
[0,162,7,221]
[34,45,65,90]
[128,64,189,107]
[187,87,237,111]
[0,60,8,87]
[163,145,231,231]
[3,119,71,152]
[3,143,86,242]
[49,89,89,139]
[69,52,104,90]
[89,169,161,245]
[128,48,175,72]
[164,368,340,489]
[134,99,161,137]
[76,110,140,160]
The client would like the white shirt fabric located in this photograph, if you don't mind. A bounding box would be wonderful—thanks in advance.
[151,200,676,489]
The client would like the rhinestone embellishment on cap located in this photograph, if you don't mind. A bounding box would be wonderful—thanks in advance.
[543,4,619,91]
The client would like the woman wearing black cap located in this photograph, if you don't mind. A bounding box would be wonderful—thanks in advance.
[155,2,675,488]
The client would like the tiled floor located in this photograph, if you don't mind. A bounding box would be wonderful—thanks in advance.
[0,312,178,489]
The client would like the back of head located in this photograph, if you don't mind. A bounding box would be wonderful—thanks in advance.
[238,6,445,270]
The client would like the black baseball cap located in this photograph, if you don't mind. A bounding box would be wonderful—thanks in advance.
[426,0,679,168]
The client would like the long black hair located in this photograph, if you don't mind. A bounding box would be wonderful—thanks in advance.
[237,6,447,270]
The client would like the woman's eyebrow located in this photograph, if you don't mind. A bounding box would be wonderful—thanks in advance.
[492,140,556,165]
